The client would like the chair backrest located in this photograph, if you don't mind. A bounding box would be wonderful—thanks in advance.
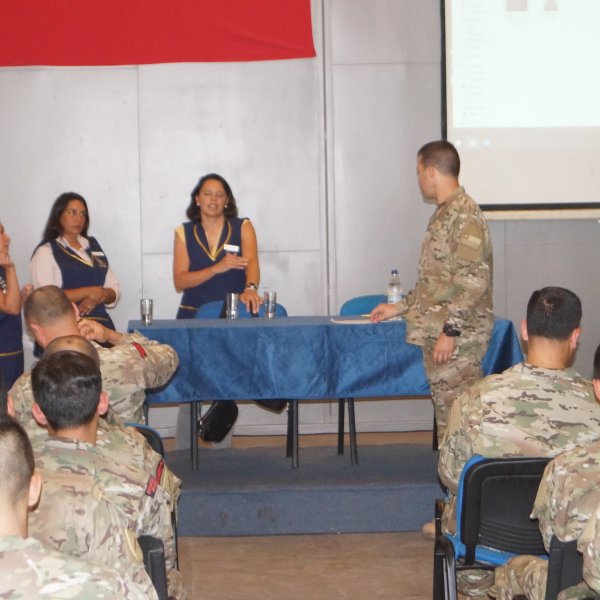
[129,423,165,457]
[457,456,550,564]
[545,536,583,600]
[195,299,288,318]
[339,294,387,316]
[138,535,169,600]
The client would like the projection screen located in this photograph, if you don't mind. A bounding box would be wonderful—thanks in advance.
[442,0,600,213]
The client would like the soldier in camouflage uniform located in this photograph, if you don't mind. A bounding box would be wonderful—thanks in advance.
[0,412,150,599]
[371,140,493,445]
[438,287,600,598]
[29,348,186,599]
[9,285,181,506]
[22,284,179,424]
[492,344,600,600]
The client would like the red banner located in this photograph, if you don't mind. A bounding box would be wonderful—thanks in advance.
[0,0,316,66]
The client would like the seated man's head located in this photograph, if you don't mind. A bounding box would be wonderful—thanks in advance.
[523,287,582,364]
[31,348,107,435]
[24,285,78,348]
[0,416,42,536]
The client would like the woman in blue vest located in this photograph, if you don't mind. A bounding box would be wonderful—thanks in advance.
[173,173,261,317]
[30,192,120,330]
[0,221,24,389]
[173,173,263,447]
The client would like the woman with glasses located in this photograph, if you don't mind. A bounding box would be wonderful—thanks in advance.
[173,173,261,318]
[30,192,120,330]
[0,220,25,388]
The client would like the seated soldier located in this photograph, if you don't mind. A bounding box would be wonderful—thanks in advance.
[29,346,185,599]
[492,343,600,600]
[438,287,600,598]
[0,382,148,598]
[8,285,181,511]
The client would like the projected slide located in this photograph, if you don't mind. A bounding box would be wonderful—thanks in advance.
[444,0,600,209]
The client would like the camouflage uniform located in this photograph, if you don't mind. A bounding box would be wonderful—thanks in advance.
[493,439,600,600]
[394,187,493,443]
[97,331,179,424]
[578,503,600,597]
[438,363,600,598]
[32,436,186,600]
[0,534,148,599]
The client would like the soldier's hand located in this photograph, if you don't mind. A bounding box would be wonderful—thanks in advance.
[370,303,399,322]
[78,318,108,342]
[432,333,455,365]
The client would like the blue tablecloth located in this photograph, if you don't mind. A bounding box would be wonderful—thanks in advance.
[129,316,523,404]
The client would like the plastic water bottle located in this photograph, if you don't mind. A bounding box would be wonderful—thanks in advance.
[386,269,403,304]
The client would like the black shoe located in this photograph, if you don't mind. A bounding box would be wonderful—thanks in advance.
[253,399,288,413]
[197,401,238,442]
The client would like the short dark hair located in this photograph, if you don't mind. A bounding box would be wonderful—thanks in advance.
[526,287,582,340]
[31,351,102,431]
[44,335,100,366]
[41,192,90,242]
[418,140,460,177]
[0,416,34,501]
[24,285,73,328]
[185,173,238,222]
[594,343,600,380]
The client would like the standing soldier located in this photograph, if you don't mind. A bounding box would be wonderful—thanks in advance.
[371,140,493,445]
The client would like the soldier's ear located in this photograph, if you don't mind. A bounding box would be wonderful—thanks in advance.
[593,379,600,404]
[97,391,109,417]
[6,394,15,418]
[28,470,42,510]
[569,327,581,350]
[520,319,528,341]
[31,402,48,427]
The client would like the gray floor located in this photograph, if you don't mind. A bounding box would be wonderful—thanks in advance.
[172,431,434,600]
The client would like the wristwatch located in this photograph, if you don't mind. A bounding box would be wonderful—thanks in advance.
[442,323,461,337]
[245,282,258,291]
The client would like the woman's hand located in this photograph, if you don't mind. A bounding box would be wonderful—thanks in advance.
[77,287,105,316]
[213,253,248,275]
[240,288,261,314]
[0,252,13,267]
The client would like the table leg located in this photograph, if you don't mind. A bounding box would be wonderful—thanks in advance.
[337,399,345,455]
[286,403,293,458]
[190,401,199,471]
[291,400,299,469]
[348,398,358,465]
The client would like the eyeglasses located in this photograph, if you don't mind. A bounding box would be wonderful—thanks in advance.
[64,209,88,218]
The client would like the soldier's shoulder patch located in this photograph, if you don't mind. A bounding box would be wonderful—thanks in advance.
[131,341,147,359]
[457,219,485,261]
[145,474,158,497]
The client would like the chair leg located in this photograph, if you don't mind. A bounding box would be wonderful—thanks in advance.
[291,400,299,469]
[337,398,345,455]
[434,536,457,600]
[348,398,358,465]
[190,401,199,471]
[432,414,438,451]
[286,403,293,458]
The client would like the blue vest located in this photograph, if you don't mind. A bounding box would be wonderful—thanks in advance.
[177,217,246,319]
[0,266,24,388]
[49,237,115,330]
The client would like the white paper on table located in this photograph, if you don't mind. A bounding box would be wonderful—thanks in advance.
[329,317,401,325]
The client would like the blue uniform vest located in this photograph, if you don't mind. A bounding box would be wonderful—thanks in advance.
[49,237,115,330]
[0,266,24,388]
[177,217,246,319]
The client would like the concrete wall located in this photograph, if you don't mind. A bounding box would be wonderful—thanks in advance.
[1,0,598,435]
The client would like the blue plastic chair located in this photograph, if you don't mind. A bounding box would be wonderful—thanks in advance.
[335,294,386,464]
[195,300,288,318]
[433,455,550,600]
[339,294,386,316]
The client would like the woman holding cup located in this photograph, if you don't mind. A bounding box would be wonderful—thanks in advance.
[172,173,264,448]
[173,173,261,318]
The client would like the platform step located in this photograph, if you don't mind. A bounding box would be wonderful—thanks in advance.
[167,443,441,537]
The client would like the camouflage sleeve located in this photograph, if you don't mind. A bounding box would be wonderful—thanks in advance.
[531,459,558,549]
[492,556,548,600]
[445,213,492,330]
[438,386,481,494]
[124,331,179,389]
[579,504,600,594]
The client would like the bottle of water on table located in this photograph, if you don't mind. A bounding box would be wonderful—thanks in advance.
[386,269,403,304]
